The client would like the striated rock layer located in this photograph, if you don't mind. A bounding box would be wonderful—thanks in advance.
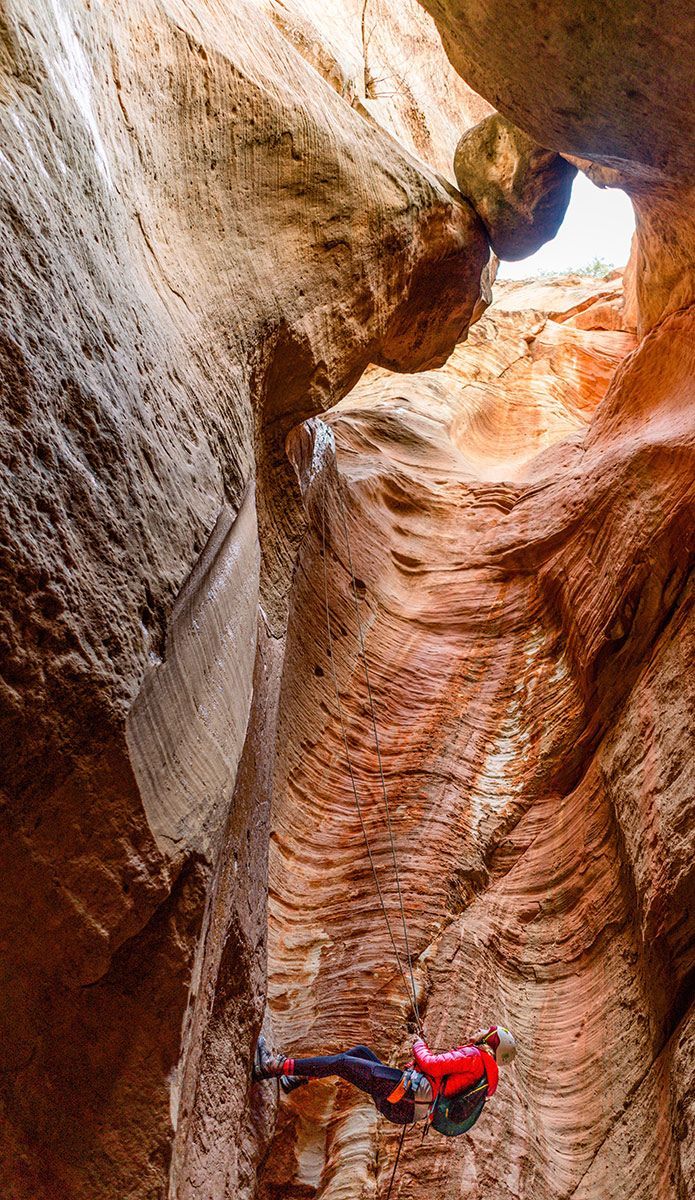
[0,2,489,1196]
[0,0,693,1198]
[264,276,693,1199]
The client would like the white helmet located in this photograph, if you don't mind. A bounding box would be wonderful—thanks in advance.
[495,1026,516,1065]
[473,1024,517,1065]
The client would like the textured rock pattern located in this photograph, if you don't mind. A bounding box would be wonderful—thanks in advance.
[0,2,488,1196]
[260,0,495,178]
[419,0,695,180]
[0,0,693,1197]
[264,277,694,1199]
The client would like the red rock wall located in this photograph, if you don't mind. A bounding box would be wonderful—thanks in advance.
[0,1,693,1197]
[263,278,693,1198]
[0,2,487,1196]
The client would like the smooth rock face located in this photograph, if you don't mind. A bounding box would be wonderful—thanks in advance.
[454,115,576,260]
[265,276,694,1199]
[420,0,695,330]
[127,490,261,860]
[419,0,695,180]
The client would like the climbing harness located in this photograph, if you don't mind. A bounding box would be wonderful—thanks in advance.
[320,470,422,1033]
[386,1065,431,1114]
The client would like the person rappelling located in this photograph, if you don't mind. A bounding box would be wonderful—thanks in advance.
[253,1024,516,1136]
[256,471,516,1169]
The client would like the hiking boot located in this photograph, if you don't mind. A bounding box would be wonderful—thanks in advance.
[280,1074,309,1095]
[253,1034,286,1081]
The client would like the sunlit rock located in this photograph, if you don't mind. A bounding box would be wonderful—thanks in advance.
[266,273,693,1199]
[421,0,695,329]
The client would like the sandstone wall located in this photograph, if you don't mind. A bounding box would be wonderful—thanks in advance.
[0,2,487,1195]
[0,1,693,1198]
[258,0,494,177]
[264,276,693,1199]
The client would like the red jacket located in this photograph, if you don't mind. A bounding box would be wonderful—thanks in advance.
[412,1038,499,1100]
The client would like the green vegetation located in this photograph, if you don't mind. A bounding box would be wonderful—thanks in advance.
[536,256,616,280]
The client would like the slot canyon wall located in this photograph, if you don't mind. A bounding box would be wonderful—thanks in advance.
[266,275,693,1199]
[0,3,692,1200]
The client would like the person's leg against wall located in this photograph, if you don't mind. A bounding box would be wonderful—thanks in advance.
[344,1045,383,1064]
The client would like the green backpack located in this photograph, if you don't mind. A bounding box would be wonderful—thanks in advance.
[429,1075,489,1138]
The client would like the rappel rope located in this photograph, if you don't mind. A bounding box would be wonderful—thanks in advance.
[384,1121,408,1200]
[320,473,422,1035]
[334,483,422,1034]
[319,488,410,999]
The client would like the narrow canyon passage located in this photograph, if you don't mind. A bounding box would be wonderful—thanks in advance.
[1,3,693,1199]
[262,277,693,1198]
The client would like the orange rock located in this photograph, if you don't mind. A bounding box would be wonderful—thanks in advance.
[267,278,693,1198]
[421,1,695,332]
[1,1,693,1197]
[0,3,488,1197]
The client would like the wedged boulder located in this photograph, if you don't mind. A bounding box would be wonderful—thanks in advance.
[454,113,576,260]
[421,0,695,329]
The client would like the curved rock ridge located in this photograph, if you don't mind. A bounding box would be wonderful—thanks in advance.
[0,2,490,1196]
[344,277,636,482]
[260,0,495,177]
[263,274,693,1198]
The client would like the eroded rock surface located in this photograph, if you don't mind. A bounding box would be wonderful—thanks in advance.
[0,0,693,1198]
[259,0,495,178]
[0,2,488,1196]
[419,0,695,180]
[263,275,693,1199]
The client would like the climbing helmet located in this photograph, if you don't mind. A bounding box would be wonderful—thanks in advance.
[474,1024,517,1064]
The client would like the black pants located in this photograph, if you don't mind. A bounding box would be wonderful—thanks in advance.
[292,1045,415,1125]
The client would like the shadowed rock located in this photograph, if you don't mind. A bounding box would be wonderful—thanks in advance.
[454,113,577,260]
[0,2,488,1197]
[421,0,695,329]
